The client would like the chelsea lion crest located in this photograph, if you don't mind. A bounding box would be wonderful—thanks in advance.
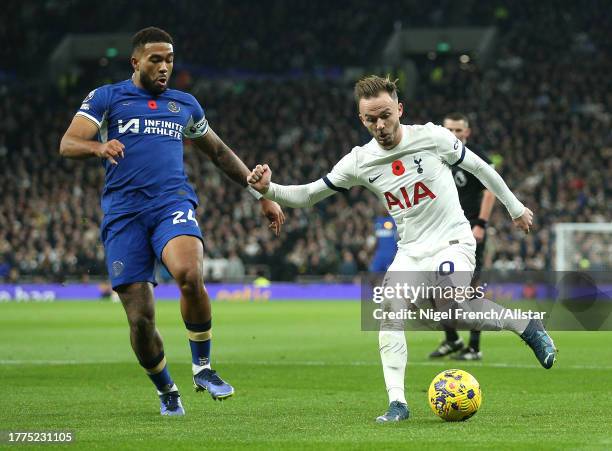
[83,89,96,102]
[167,101,180,113]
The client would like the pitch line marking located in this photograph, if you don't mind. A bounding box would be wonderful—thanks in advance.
[0,359,610,370]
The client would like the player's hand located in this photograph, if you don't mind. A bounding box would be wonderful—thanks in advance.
[96,139,125,165]
[513,207,533,234]
[472,225,485,243]
[247,164,272,194]
[259,199,285,236]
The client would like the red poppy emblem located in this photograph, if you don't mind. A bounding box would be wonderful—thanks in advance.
[392,160,405,176]
[148,100,158,110]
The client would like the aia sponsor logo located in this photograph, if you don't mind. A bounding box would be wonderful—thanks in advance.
[384,182,436,210]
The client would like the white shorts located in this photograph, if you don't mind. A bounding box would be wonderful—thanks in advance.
[383,241,476,308]
[388,241,475,272]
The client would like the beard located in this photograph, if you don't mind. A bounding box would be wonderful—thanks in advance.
[374,121,401,149]
[139,72,166,95]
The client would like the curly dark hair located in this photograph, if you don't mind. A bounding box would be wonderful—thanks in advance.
[132,27,174,53]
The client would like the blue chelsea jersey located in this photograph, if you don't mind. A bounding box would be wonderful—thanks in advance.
[374,216,398,256]
[75,79,209,215]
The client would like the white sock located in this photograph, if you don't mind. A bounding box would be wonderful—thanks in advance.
[379,330,407,405]
[453,297,530,335]
[192,362,211,375]
[503,313,530,335]
[157,383,178,395]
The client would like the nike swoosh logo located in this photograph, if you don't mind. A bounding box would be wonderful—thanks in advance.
[369,174,382,183]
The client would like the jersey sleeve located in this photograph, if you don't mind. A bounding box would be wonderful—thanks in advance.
[264,150,359,208]
[323,149,359,192]
[477,149,493,166]
[183,95,209,138]
[75,86,110,129]
[458,148,525,219]
[427,122,466,166]
[472,148,493,191]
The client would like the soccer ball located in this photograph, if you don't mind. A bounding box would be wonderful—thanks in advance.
[428,369,481,421]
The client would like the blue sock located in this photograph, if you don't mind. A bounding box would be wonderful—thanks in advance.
[185,320,212,367]
[141,352,174,393]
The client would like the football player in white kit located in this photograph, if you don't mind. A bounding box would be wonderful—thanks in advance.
[246,75,557,423]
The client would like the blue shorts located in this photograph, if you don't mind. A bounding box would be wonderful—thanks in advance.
[101,200,203,289]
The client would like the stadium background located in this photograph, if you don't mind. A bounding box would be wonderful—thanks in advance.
[1,2,612,449]
[1,0,609,286]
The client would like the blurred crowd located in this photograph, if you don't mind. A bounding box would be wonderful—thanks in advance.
[404,1,612,272]
[4,0,479,77]
[0,1,610,282]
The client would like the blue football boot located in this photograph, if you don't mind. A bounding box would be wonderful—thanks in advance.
[375,401,410,423]
[520,319,557,369]
[159,390,185,416]
[193,368,234,400]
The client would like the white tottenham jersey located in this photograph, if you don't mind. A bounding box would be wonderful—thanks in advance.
[324,122,475,257]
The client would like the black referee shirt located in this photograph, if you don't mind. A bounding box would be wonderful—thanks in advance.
[451,144,492,223]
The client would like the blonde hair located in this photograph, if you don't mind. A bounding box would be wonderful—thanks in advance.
[354,75,399,104]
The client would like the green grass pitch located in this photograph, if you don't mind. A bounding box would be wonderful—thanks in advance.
[1,300,611,450]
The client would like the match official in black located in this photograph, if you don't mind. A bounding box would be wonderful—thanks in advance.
[429,112,496,360]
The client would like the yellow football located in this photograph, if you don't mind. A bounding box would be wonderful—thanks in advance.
[428,369,482,421]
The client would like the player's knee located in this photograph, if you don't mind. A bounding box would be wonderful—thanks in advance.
[129,313,156,337]
[174,265,203,297]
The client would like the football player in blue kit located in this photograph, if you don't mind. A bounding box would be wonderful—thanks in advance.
[59,27,285,416]
[369,215,398,273]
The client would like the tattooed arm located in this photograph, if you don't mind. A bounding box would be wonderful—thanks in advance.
[192,127,285,234]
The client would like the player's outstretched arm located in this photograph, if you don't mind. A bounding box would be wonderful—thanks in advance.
[193,128,256,187]
[60,116,124,165]
[192,128,285,235]
[458,149,532,234]
[247,164,339,208]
